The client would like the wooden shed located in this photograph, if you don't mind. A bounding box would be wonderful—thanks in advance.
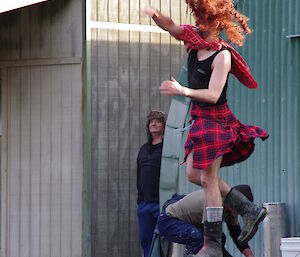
[0,0,183,256]
[0,0,85,256]
[87,0,186,255]
[1,0,299,257]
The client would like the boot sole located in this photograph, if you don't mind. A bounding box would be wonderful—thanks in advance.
[238,208,267,244]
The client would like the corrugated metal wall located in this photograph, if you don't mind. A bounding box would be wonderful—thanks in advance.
[161,0,300,256]
[0,0,84,256]
[221,1,300,256]
[88,0,190,256]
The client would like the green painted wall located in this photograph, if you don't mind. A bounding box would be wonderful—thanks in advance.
[160,0,300,256]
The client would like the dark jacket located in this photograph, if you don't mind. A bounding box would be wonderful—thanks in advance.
[137,141,163,204]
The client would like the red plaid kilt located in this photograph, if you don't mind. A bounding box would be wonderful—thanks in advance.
[183,102,269,170]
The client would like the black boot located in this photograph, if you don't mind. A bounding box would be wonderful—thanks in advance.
[224,188,266,244]
[195,221,223,257]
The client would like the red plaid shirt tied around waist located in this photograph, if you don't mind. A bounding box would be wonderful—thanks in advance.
[174,24,258,89]
[183,103,269,169]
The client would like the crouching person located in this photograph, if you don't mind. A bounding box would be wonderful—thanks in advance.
[158,185,256,257]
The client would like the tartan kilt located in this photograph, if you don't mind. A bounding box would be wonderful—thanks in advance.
[183,102,269,170]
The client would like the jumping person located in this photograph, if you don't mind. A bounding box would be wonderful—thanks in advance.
[137,110,166,257]
[144,2,268,256]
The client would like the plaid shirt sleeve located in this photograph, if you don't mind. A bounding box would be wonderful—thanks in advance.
[173,24,219,52]
[224,42,258,89]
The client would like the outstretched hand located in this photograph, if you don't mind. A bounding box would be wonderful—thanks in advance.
[142,7,183,36]
[142,7,159,18]
[160,77,187,96]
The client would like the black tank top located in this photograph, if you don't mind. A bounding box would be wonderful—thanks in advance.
[187,49,229,107]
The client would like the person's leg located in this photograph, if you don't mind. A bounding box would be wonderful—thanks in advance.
[185,150,202,185]
[137,202,160,257]
[186,151,231,200]
[186,150,265,245]
[219,178,231,198]
[158,213,204,254]
[186,151,222,207]
[186,152,223,257]
[199,156,223,207]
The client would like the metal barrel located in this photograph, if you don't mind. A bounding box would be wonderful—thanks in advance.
[263,202,288,257]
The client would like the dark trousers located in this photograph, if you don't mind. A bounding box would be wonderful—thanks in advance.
[158,208,232,257]
[137,201,160,257]
[158,209,204,254]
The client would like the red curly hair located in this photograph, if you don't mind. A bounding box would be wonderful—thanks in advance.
[186,0,251,46]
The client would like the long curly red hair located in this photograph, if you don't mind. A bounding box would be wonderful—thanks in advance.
[186,0,251,46]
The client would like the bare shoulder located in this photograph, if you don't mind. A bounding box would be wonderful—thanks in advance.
[216,49,231,63]
[213,49,231,70]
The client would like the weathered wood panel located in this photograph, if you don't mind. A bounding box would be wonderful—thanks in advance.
[119,3,130,256]
[128,30,141,257]
[40,66,52,257]
[107,29,120,257]
[1,68,8,257]
[8,67,21,257]
[160,0,171,113]
[31,66,42,257]
[0,0,84,255]
[0,0,82,61]
[90,0,188,256]
[20,66,31,257]
[2,63,83,257]
[70,64,83,256]
[61,65,72,257]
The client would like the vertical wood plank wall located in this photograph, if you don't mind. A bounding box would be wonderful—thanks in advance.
[2,63,82,257]
[0,0,82,60]
[0,0,83,256]
[89,0,189,256]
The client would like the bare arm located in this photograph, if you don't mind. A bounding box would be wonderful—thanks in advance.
[160,50,231,104]
[143,7,183,37]
[225,214,254,257]
[242,248,255,257]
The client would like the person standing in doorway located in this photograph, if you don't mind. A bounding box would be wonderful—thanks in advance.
[137,110,166,257]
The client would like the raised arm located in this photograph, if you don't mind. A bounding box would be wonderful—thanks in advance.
[143,7,183,37]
